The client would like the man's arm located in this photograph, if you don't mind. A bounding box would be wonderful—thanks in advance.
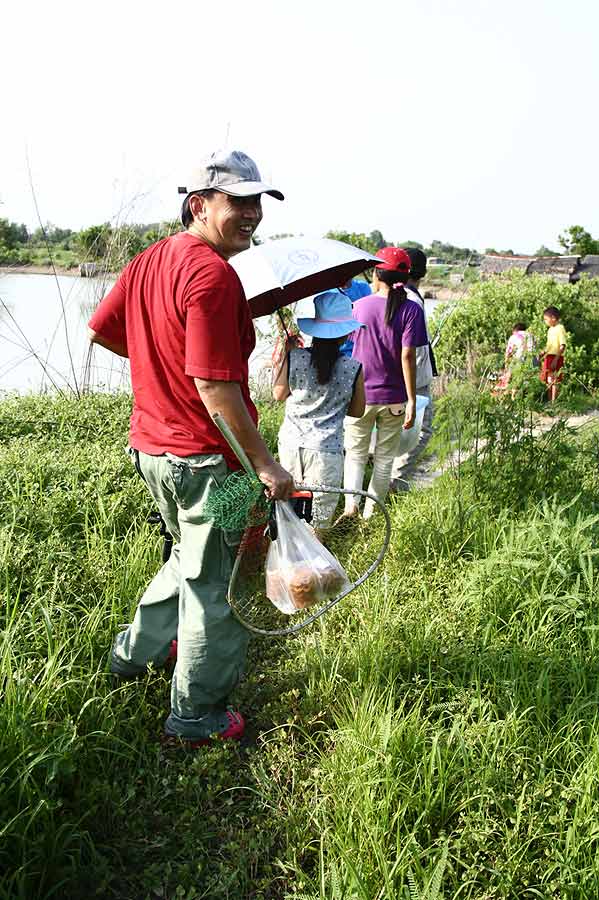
[88,327,129,358]
[195,378,293,500]
[401,346,417,428]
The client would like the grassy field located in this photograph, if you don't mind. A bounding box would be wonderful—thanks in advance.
[2,393,599,899]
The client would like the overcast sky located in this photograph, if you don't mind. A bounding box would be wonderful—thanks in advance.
[1,0,597,253]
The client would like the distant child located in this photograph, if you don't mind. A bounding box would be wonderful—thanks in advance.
[505,322,534,364]
[493,322,535,394]
[273,290,366,529]
[540,306,566,401]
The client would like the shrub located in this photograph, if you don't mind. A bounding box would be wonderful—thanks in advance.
[433,271,599,385]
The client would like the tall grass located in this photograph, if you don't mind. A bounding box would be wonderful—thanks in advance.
[2,393,599,898]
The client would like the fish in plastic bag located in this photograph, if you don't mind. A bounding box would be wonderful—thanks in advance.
[265,500,350,615]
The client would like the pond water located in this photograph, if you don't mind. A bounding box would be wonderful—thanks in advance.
[0,272,126,395]
[0,272,441,396]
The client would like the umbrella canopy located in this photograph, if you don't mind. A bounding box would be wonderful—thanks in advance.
[229,237,381,318]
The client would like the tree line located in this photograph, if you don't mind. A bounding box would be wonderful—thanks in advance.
[0,218,180,269]
[1,216,597,271]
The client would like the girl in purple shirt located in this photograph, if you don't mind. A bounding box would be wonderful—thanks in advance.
[343,247,427,518]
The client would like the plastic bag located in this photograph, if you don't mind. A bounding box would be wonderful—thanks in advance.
[265,501,350,615]
[397,394,430,455]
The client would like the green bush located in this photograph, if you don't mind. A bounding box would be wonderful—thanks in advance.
[0,243,33,265]
[433,271,599,385]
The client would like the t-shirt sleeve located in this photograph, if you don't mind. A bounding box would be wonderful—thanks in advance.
[557,324,567,347]
[88,272,128,350]
[400,301,428,347]
[184,264,249,380]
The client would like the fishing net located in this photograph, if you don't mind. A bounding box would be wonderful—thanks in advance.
[204,414,391,637]
[208,482,391,637]
[228,488,391,636]
[203,470,271,531]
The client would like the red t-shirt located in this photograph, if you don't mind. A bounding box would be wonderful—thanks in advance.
[88,232,257,467]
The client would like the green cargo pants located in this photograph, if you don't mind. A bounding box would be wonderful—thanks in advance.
[111,450,249,740]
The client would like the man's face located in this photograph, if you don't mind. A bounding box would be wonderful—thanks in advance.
[202,191,263,258]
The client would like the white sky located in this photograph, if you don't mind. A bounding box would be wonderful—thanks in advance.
[1,0,598,253]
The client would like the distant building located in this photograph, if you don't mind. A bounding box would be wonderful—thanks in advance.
[527,256,578,283]
[481,253,599,283]
[572,255,599,283]
[480,254,533,277]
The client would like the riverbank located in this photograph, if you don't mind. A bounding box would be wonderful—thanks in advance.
[0,263,80,277]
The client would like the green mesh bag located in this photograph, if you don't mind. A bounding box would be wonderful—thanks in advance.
[203,470,271,531]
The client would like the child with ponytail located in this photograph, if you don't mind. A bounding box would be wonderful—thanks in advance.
[343,247,427,518]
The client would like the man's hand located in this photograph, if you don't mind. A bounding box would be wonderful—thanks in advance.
[403,399,416,430]
[88,327,128,359]
[255,459,294,500]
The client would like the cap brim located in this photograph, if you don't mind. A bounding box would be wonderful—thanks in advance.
[297,318,365,339]
[216,181,284,201]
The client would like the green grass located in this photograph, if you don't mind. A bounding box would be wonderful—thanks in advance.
[3,394,599,898]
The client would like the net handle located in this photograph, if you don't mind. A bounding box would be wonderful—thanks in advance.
[212,412,257,478]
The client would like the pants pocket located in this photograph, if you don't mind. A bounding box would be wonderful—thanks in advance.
[167,454,228,509]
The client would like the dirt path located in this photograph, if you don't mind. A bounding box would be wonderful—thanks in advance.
[408,409,599,491]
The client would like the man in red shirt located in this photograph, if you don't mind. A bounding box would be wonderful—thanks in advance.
[88,150,293,747]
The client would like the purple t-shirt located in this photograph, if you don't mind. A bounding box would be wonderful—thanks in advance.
[351,293,427,404]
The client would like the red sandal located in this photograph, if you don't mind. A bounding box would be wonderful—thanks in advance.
[162,709,245,749]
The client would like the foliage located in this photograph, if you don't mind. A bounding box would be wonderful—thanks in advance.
[0,218,180,271]
[484,247,524,256]
[30,224,75,246]
[368,229,386,250]
[431,379,584,511]
[75,223,113,261]
[3,394,599,898]
[324,230,380,257]
[324,230,482,266]
[534,244,560,257]
[0,244,33,265]
[0,218,29,248]
[428,239,480,264]
[558,225,599,256]
[423,264,451,287]
[432,270,599,387]
[0,219,31,264]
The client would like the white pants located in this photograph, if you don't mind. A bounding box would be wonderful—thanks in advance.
[278,444,344,528]
[392,384,434,481]
[343,404,405,518]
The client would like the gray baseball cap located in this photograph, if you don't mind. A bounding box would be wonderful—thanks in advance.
[178,150,284,201]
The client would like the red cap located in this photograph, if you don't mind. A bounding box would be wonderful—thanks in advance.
[375,246,411,273]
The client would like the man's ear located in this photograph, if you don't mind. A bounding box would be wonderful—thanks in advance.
[188,193,208,222]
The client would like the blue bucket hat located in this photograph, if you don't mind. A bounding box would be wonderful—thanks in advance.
[297,290,365,339]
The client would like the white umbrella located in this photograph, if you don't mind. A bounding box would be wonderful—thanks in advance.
[229,237,381,318]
